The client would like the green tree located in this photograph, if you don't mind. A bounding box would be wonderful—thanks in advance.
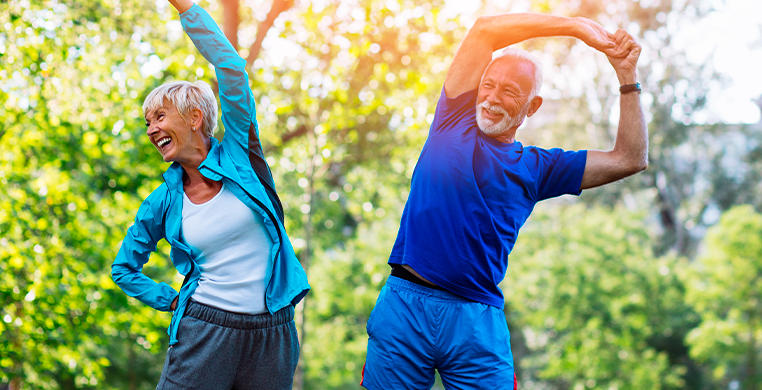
[0,0,202,388]
[684,205,762,389]
[505,205,691,389]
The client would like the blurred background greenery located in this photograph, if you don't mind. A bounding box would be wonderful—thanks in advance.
[2,0,762,389]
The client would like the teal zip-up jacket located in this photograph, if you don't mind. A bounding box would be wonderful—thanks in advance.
[111,4,309,346]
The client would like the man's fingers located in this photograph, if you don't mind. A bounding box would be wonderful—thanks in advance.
[616,31,637,57]
[619,39,635,53]
[614,30,631,55]
[600,44,619,57]
[600,40,616,51]
[627,42,642,62]
[613,29,625,45]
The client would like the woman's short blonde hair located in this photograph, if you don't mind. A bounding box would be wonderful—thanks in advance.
[142,80,218,137]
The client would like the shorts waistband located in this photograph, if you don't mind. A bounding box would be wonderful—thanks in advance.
[184,299,294,330]
[386,275,473,303]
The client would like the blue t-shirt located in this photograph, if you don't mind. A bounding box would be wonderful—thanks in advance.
[389,88,587,308]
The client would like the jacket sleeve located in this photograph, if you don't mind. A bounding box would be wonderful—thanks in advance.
[179,4,257,160]
[111,193,178,312]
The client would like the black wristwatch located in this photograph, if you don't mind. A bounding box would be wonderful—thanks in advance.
[619,82,642,94]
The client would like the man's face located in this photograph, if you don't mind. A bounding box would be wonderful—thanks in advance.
[476,57,538,136]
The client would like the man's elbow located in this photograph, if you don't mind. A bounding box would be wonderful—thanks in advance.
[627,157,648,175]
[468,16,494,41]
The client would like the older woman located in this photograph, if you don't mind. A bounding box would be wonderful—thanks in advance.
[111,0,309,388]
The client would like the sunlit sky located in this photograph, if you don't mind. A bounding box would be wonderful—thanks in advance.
[690,0,762,124]
[442,0,762,124]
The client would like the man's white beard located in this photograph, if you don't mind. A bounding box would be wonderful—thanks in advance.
[476,101,528,136]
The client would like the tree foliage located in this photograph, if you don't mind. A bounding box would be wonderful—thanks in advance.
[684,205,762,389]
[506,205,690,389]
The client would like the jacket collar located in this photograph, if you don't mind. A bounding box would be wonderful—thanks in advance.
[161,137,224,190]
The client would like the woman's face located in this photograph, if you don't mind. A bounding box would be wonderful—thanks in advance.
[145,103,195,163]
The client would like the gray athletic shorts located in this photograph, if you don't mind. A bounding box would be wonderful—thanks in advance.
[156,299,299,390]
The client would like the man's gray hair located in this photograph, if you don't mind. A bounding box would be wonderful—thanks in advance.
[142,80,218,137]
[484,47,544,99]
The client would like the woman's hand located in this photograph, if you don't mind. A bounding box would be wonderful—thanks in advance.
[168,0,194,14]
[170,296,178,311]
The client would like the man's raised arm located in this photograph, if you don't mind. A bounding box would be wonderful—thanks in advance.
[580,29,647,189]
[444,14,620,98]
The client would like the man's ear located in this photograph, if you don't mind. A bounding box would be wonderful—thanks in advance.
[526,96,543,117]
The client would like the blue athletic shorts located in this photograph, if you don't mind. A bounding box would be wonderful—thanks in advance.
[362,276,515,390]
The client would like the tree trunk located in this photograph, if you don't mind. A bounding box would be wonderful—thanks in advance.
[245,0,294,70]
[220,0,240,49]
[9,302,23,390]
[748,312,758,390]
[294,125,316,390]
[129,341,137,390]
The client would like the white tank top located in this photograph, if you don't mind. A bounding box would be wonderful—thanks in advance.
[181,183,273,314]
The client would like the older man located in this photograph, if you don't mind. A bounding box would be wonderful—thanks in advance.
[362,13,646,390]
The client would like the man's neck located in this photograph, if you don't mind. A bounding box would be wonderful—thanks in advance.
[486,129,517,144]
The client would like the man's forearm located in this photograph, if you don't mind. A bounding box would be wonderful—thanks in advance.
[579,28,645,190]
[472,13,581,50]
[613,92,648,171]
[445,13,615,98]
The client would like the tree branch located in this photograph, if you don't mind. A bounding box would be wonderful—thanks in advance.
[264,124,308,154]
[245,0,294,70]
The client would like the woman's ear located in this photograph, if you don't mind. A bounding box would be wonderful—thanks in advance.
[190,107,204,132]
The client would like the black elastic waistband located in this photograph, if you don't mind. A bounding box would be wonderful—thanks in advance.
[184,299,294,330]
[390,264,447,291]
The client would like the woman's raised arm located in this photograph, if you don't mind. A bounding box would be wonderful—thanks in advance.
[169,1,258,158]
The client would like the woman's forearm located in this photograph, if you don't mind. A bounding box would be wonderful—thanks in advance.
[168,0,194,14]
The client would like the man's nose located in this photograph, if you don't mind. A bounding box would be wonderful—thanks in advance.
[485,88,500,105]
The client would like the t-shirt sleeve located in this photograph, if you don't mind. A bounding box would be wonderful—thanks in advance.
[429,87,479,136]
[529,147,588,201]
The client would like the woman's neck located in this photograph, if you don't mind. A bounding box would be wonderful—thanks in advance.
[180,136,216,188]
[181,165,214,187]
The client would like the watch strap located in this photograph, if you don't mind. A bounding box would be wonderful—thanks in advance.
[619,82,642,94]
